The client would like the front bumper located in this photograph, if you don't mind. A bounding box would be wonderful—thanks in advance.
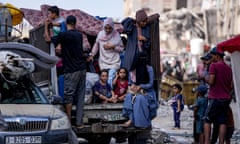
[0,129,70,144]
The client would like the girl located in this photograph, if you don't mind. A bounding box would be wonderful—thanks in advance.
[93,69,117,103]
[112,67,128,102]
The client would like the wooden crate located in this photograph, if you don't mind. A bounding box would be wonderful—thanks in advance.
[182,81,199,105]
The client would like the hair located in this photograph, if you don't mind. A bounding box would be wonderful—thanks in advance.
[173,83,182,91]
[48,6,59,16]
[100,69,109,76]
[66,15,77,25]
[118,67,128,80]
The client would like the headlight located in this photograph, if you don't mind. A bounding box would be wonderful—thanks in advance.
[50,115,71,130]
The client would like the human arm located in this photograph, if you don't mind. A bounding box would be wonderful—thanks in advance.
[103,31,124,52]
[139,66,154,90]
[55,44,61,54]
[87,40,99,62]
[44,19,51,42]
[112,73,119,86]
[205,63,215,85]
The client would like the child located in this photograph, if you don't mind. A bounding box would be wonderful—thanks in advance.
[93,69,117,103]
[170,83,184,129]
[112,67,128,102]
[194,85,208,144]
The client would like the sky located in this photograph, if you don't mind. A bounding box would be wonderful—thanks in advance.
[0,0,124,19]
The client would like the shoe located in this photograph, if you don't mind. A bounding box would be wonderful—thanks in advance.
[75,125,84,129]
[172,127,180,130]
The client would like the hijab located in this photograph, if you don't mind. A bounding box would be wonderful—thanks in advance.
[98,17,117,41]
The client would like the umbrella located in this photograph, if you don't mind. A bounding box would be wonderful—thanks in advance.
[217,35,240,53]
[0,3,24,26]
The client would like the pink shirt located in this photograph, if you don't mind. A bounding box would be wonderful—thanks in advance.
[208,61,232,99]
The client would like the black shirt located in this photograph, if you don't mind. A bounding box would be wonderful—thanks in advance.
[57,29,86,73]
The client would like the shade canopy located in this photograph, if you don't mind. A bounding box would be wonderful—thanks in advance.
[0,3,24,26]
[217,35,240,53]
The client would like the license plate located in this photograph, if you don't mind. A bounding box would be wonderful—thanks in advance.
[104,113,125,121]
[5,136,42,144]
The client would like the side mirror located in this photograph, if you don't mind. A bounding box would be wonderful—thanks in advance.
[50,95,63,105]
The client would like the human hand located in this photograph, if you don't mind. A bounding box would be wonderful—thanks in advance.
[86,56,93,62]
[55,47,61,54]
[45,19,51,26]
[103,43,114,50]
[138,35,147,41]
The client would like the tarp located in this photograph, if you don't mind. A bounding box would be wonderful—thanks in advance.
[20,4,123,50]
[217,35,240,53]
[0,3,24,25]
[20,4,123,36]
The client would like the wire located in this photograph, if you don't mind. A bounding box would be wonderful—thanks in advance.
[0,72,17,85]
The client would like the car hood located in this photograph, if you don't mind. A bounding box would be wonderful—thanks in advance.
[0,104,64,118]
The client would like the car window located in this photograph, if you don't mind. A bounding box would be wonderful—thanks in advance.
[0,77,49,104]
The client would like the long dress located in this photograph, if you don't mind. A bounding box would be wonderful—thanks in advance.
[122,66,158,128]
[121,17,151,85]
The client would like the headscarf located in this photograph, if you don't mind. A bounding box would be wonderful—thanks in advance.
[136,9,147,23]
[98,17,116,41]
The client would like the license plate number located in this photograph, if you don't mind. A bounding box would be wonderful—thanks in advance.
[104,113,124,121]
[5,136,42,144]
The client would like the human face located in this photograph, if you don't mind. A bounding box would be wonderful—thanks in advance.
[100,71,108,83]
[138,18,148,27]
[118,69,127,79]
[104,24,113,35]
[47,11,56,20]
[172,86,180,94]
[210,53,218,62]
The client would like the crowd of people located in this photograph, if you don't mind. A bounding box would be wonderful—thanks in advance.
[44,5,159,130]
[190,47,234,144]
[43,5,235,144]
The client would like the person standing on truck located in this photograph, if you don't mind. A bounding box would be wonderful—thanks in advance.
[55,15,86,128]
[122,64,158,128]
[121,9,151,85]
[87,17,124,88]
[44,5,66,76]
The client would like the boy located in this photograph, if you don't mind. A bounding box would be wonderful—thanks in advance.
[93,69,117,103]
[170,83,184,129]
[194,85,208,144]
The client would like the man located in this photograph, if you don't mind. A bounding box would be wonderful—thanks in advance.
[56,15,86,128]
[204,47,233,144]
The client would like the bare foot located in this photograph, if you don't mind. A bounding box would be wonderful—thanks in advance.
[121,120,132,127]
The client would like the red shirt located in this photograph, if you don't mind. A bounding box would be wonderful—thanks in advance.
[208,61,232,99]
[114,79,128,96]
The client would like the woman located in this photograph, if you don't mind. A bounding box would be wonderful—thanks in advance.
[88,18,123,88]
[122,65,158,128]
[121,9,151,85]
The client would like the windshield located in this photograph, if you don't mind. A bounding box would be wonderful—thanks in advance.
[0,76,49,104]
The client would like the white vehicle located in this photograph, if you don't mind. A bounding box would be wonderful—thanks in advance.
[0,42,73,144]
